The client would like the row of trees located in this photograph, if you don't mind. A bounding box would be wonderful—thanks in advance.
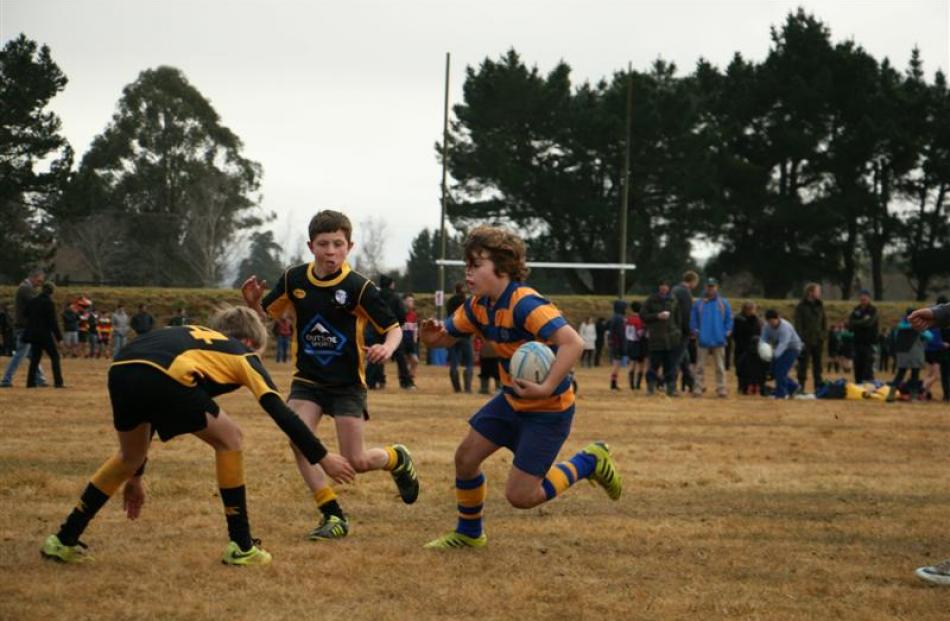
[3,10,948,298]
[442,10,950,299]
[1,34,268,287]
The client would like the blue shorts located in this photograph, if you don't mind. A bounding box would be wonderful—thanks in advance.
[468,393,574,477]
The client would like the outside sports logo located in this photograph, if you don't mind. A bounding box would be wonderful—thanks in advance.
[301,314,347,365]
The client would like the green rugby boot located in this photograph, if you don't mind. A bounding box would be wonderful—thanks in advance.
[423,531,487,549]
[307,514,349,541]
[582,442,623,500]
[389,444,419,504]
[41,534,94,564]
[221,540,272,566]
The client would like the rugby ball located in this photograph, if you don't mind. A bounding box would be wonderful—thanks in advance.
[757,340,774,362]
[510,341,556,384]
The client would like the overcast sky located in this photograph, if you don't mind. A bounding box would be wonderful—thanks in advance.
[3,0,948,271]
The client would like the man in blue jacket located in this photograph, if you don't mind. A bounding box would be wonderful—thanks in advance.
[690,278,733,397]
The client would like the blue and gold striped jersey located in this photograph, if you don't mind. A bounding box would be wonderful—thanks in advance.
[445,282,573,413]
[111,326,280,401]
[262,262,398,388]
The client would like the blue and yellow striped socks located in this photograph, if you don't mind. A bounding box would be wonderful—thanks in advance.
[455,473,486,538]
[542,451,596,500]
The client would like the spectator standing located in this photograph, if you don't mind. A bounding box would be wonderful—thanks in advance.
[594,317,608,367]
[402,294,420,381]
[0,303,11,356]
[607,300,627,390]
[847,290,879,383]
[640,281,681,397]
[85,305,100,358]
[671,271,699,393]
[378,275,413,390]
[476,336,500,394]
[793,283,827,392]
[732,301,764,394]
[274,313,293,363]
[25,282,64,388]
[168,307,188,327]
[887,309,932,401]
[445,282,473,393]
[762,309,803,399]
[625,302,646,389]
[97,311,112,358]
[922,324,947,400]
[1,268,47,387]
[578,316,596,368]
[130,304,155,336]
[111,302,130,358]
[61,300,81,358]
[936,295,950,402]
[690,278,733,398]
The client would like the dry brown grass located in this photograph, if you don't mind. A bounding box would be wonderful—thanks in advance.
[1,358,949,620]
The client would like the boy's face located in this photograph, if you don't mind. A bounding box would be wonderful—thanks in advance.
[768,317,780,329]
[466,250,507,298]
[309,229,353,275]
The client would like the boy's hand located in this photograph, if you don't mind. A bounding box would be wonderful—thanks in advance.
[908,307,935,331]
[122,477,146,520]
[240,275,267,307]
[511,378,555,400]
[319,453,356,484]
[363,344,393,364]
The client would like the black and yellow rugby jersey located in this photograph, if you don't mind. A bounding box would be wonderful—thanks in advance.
[111,325,280,401]
[445,281,574,414]
[261,261,398,388]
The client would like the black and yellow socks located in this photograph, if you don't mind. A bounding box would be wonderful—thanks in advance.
[313,486,344,520]
[216,450,252,551]
[57,453,138,545]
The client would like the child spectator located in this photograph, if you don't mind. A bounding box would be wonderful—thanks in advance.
[62,300,81,358]
[274,313,293,363]
[402,294,419,382]
[111,302,130,358]
[887,309,933,402]
[579,317,596,368]
[762,309,802,399]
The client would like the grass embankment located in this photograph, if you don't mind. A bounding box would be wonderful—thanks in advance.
[0,286,928,328]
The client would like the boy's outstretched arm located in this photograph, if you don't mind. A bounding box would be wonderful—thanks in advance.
[240,275,268,320]
[512,325,583,400]
[365,326,403,363]
[420,318,458,349]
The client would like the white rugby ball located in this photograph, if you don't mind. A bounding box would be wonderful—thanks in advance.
[757,340,774,362]
[510,341,556,383]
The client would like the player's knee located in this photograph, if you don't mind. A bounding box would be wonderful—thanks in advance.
[454,447,480,477]
[505,488,539,509]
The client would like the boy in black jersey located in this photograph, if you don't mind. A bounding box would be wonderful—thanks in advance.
[241,210,419,540]
[40,306,355,566]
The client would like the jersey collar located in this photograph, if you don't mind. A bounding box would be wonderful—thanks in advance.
[307,262,351,287]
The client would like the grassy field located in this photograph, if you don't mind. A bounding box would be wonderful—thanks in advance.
[1,358,949,620]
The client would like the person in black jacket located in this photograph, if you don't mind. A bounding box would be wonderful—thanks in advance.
[25,283,64,388]
[378,275,414,389]
[732,301,764,394]
[847,290,879,383]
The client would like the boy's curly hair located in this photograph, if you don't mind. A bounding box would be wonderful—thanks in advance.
[463,226,529,282]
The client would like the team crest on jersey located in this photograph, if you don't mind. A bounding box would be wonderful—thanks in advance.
[334,289,348,305]
[301,313,347,365]
[293,288,307,299]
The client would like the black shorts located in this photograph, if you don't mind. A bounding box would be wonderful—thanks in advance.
[108,364,219,442]
[925,351,940,364]
[289,379,368,419]
[402,337,418,356]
